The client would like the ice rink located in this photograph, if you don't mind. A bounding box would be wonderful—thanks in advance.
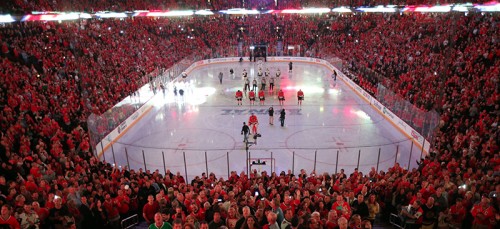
[101,61,424,180]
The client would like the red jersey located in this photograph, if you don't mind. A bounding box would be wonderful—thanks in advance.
[278,91,284,98]
[258,90,265,98]
[249,91,256,98]
[249,115,258,125]
[235,91,243,98]
[297,91,304,98]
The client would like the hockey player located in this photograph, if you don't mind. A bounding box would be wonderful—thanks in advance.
[248,113,259,135]
[265,68,270,77]
[258,90,265,105]
[269,77,275,92]
[261,77,266,91]
[288,62,293,72]
[278,89,285,106]
[249,90,256,106]
[276,69,281,78]
[257,68,263,78]
[252,78,258,91]
[244,78,250,92]
[235,90,243,105]
[218,72,223,84]
[242,69,248,79]
[297,89,304,108]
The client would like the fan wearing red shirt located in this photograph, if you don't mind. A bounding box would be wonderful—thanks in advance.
[470,195,496,228]
[0,204,20,229]
[143,195,160,225]
[331,195,351,219]
[448,199,466,228]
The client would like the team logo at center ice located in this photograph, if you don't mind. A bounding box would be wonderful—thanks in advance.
[221,109,302,115]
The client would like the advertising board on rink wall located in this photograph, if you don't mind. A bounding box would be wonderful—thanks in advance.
[96,57,430,158]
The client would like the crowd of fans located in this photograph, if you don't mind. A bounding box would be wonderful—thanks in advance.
[0,1,497,14]
[0,8,499,229]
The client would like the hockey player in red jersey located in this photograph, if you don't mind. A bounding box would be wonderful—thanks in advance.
[235,90,243,105]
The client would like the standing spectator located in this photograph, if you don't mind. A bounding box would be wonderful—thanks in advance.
[332,195,351,220]
[430,186,448,214]
[399,200,423,229]
[281,208,293,229]
[421,197,438,229]
[149,212,172,229]
[470,195,496,229]
[17,203,40,229]
[243,215,260,229]
[337,217,348,229]
[200,221,209,229]
[78,195,95,229]
[447,199,466,229]
[0,204,20,229]
[48,197,73,229]
[32,202,48,228]
[208,210,225,229]
[351,194,369,220]
[91,199,108,229]
[325,210,339,229]
[172,219,183,229]
[235,206,252,229]
[365,194,379,225]
[143,195,160,226]
[263,211,279,229]
[103,194,121,229]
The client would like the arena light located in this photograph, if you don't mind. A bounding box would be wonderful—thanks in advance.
[282,8,331,14]
[141,11,194,17]
[411,5,452,12]
[195,10,214,15]
[332,7,353,13]
[21,13,80,21]
[475,2,500,12]
[357,5,398,12]
[79,13,92,19]
[220,9,259,14]
[0,14,15,23]
[95,12,127,18]
[351,109,371,120]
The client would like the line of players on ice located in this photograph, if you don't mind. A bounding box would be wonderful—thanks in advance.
[233,62,304,108]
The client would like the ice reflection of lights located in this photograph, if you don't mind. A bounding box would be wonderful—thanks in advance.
[319,106,324,112]
[155,113,164,121]
[351,110,371,120]
[328,88,341,95]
